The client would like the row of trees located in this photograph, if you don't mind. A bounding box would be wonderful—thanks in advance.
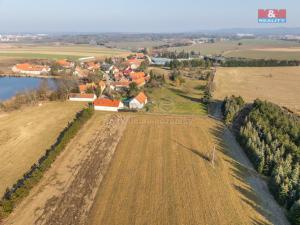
[221,59,300,67]
[223,97,300,224]
[166,59,209,69]
[155,50,200,59]
[222,95,245,125]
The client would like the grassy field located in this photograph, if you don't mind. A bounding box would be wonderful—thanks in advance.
[146,67,207,115]
[213,67,300,114]
[88,115,271,225]
[169,39,300,60]
[0,101,86,196]
[0,44,130,61]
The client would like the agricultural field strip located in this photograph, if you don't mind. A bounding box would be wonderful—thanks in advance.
[3,113,129,225]
[0,102,85,197]
[88,115,275,225]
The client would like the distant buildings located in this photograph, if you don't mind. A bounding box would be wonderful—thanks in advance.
[150,58,172,66]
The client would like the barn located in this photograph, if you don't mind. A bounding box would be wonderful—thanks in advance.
[69,93,97,102]
[94,98,124,112]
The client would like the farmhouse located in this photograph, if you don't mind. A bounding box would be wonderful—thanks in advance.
[69,93,97,102]
[94,98,124,112]
[12,63,51,75]
[129,92,148,109]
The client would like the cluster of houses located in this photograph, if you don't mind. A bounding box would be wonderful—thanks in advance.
[67,53,149,112]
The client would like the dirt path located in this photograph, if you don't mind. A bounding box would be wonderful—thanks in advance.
[2,113,129,225]
[211,103,289,225]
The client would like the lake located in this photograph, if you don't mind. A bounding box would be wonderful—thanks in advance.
[0,77,56,101]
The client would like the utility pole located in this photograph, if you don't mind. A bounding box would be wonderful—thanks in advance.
[211,145,216,168]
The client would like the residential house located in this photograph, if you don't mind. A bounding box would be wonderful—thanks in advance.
[94,98,124,112]
[74,66,89,78]
[129,92,148,109]
[110,81,130,91]
[69,93,97,102]
[132,77,146,87]
[12,63,51,75]
[57,59,74,69]
[126,58,142,70]
[79,84,88,93]
[135,53,145,59]
[130,71,145,80]
[86,62,100,71]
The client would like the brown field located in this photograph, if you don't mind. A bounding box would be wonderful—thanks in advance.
[3,113,128,225]
[169,39,300,60]
[0,101,85,196]
[213,67,300,114]
[3,113,288,225]
[87,115,285,225]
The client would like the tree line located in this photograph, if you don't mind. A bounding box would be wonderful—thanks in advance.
[155,50,200,59]
[165,59,209,69]
[222,96,300,224]
[221,59,300,67]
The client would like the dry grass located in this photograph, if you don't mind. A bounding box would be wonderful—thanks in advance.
[88,115,271,225]
[213,67,300,114]
[0,101,86,196]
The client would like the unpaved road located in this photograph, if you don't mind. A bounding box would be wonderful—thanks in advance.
[2,113,129,225]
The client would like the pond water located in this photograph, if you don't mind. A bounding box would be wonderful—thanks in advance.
[0,77,56,101]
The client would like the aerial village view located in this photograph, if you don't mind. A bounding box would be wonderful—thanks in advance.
[10,53,150,111]
[0,1,300,225]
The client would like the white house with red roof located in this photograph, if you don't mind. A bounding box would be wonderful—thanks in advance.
[69,93,97,102]
[129,92,148,109]
[12,63,51,75]
[94,98,124,112]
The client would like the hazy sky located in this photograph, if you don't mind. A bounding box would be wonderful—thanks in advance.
[0,0,298,33]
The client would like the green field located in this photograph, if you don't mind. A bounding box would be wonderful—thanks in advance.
[146,73,207,115]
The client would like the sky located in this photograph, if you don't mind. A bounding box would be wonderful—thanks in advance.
[0,0,299,33]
